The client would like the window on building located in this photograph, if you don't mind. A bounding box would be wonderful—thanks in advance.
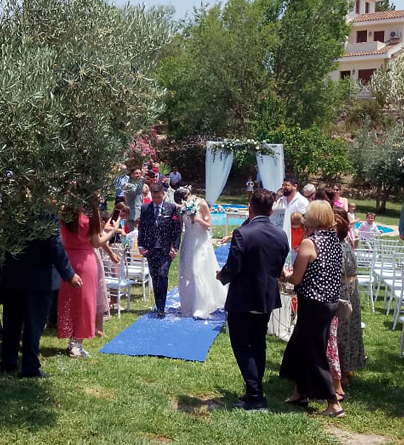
[365,2,370,13]
[358,69,376,83]
[357,31,367,43]
[374,31,385,42]
[355,0,360,14]
[340,71,351,79]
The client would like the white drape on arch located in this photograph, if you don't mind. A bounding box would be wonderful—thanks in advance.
[256,144,284,193]
[205,142,234,205]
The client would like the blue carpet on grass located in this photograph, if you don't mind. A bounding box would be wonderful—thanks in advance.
[100,243,229,362]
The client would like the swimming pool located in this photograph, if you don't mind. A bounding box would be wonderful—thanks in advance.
[354,222,393,234]
[211,205,248,226]
[210,205,394,233]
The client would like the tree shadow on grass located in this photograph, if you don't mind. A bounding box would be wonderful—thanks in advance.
[122,308,150,317]
[341,348,404,417]
[0,375,57,431]
[40,346,66,358]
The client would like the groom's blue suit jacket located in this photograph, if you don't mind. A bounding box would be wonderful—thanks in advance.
[138,201,181,255]
[220,215,289,313]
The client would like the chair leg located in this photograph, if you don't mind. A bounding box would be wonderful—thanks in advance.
[374,275,382,302]
[392,297,403,330]
[400,322,404,358]
[384,285,390,311]
[367,280,375,313]
[127,286,131,312]
[387,288,395,315]
[117,289,121,319]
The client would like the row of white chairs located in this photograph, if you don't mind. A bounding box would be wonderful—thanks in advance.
[356,235,404,330]
[102,242,152,318]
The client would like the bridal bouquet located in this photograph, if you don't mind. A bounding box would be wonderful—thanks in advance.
[180,197,199,217]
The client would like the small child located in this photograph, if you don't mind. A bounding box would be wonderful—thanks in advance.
[347,202,360,247]
[246,176,254,201]
[291,212,305,253]
[358,212,381,241]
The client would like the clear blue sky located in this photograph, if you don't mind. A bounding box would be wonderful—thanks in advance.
[393,0,404,9]
[109,0,213,18]
[109,0,404,18]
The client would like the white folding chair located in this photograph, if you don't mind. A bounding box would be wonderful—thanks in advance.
[379,248,404,315]
[357,231,380,252]
[372,239,400,303]
[391,265,404,330]
[355,242,378,312]
[103,248,135,318]
[125,244,152,301]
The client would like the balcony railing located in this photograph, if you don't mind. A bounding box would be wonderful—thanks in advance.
[346,41,385,54]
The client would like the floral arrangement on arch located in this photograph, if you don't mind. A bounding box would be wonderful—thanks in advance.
[211,138,277,161]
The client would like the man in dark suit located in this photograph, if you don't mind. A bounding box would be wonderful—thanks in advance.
[0,221,82,378]
[217,189,289,411]
[138,183,181,318]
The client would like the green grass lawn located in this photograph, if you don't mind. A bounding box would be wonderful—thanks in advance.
[1,248,404,445]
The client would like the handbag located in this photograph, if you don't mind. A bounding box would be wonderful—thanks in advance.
[336,298,352,321]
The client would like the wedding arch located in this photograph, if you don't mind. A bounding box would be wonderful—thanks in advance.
[205,140,293,341]
[205,140,285,205]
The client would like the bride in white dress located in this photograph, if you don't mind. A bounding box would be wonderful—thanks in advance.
[174,188,227,318]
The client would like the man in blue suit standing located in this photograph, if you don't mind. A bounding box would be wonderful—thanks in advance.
[217,189,289,411]
[138,183,181,318]
[0,221,82,378]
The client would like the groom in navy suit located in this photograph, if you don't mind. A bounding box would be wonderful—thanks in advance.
[217,189,289,410]
[138,183,181,318]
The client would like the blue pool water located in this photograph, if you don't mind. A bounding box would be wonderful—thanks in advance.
[354,222,393,234]
[210,205,394,233]
[211,205,248,226]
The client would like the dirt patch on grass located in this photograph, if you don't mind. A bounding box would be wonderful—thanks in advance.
[80,385,116,400]
[171,395,225,417]
[326,425,391,445]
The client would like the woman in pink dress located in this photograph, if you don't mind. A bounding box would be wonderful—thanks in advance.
[58,204,119,357]
[333,183,348,211]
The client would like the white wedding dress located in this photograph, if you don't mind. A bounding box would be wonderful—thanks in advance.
[178,207,227,318]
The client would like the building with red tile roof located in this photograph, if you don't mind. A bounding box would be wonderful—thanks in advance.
[330,0,404,90]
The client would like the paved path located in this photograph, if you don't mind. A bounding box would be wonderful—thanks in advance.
[383,224,399,236]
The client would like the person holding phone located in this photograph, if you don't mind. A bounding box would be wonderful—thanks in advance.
[124,167,145,232]
[58,198,120,358]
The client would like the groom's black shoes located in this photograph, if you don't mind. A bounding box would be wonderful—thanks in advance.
[235,395,268,411]
[156,309,165,319]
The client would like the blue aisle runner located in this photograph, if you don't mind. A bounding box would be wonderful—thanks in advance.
[100,243,229,362]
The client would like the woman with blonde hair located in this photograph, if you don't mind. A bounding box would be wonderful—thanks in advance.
[280,200,344,417]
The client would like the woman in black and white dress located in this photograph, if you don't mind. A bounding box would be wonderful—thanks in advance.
[280,200,344,417]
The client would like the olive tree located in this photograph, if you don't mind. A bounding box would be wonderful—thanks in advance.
[349,121,404,213]
[0,0,173,260]
[371,52,404,118]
